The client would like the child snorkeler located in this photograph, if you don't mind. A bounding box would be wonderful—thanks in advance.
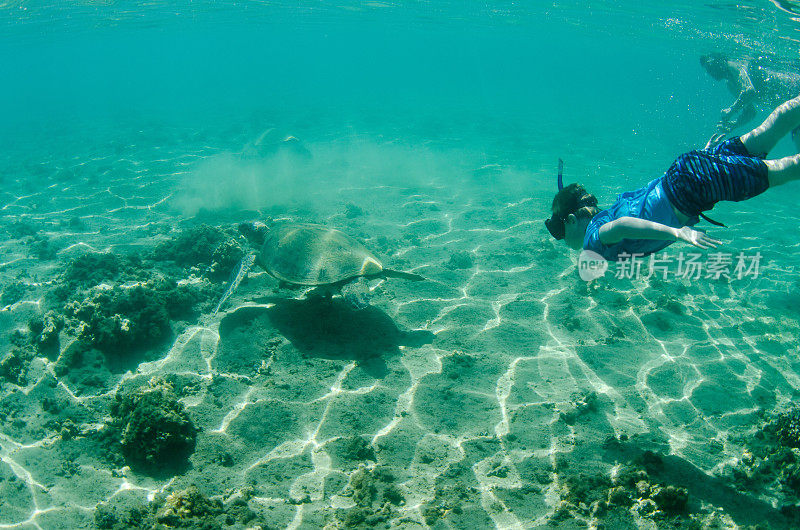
[545,94,800,262]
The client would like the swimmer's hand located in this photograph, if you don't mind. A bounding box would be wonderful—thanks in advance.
[676,226,721,249]
[715,108,735,132]
[705,132,727,149]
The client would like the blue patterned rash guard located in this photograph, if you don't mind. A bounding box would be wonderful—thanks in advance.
[582,177,697,262]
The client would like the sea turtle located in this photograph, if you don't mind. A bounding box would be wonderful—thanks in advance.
[240,128,312,160]
[213,222,423,314]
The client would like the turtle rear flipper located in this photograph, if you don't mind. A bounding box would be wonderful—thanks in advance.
[381,269,425,282]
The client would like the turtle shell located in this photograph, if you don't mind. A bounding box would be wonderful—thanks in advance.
[257,223,384,286]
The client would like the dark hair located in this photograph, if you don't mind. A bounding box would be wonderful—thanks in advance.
[545,183,599,240]
[700,53,730,81]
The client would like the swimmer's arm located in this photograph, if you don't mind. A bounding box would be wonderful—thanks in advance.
[598,217,721,249]
[726,66,757,114]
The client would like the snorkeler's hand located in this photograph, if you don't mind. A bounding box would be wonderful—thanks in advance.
[717,109,736,131]
[676,226,722,249]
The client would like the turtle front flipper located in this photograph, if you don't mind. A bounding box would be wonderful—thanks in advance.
[213,252,257,316]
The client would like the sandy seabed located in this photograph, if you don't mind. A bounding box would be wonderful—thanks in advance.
[2,122,800,529]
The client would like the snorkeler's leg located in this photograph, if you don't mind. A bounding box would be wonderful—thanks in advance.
[764,154,800,187]
[740,94,800,156]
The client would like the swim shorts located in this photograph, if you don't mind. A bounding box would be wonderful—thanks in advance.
[661,137,769,218]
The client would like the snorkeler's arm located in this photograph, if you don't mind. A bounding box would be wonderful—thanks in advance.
[598,217,721,249]
[724,65,757,115]
[599,217,676,244]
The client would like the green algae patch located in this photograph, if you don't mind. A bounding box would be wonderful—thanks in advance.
[155,485,223,526]
[107,381,197,475]
[66,283,174,354]
[48,250,220,370]
[547,448,693,527]
[0,348,31,386]
[61,275,214,358]
[723,406,800,522]
[0,280,28,306]
[94,484,263,529]
[336,465,404,528]
[58,252,148,296]
[151,224,244,280]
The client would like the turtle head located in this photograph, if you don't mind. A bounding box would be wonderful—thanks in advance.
[238,221,269,247]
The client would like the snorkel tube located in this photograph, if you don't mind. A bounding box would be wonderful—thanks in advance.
[557,158,564,191]
[545,159,567,239]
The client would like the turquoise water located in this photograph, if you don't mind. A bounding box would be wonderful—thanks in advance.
[3,1,800,528]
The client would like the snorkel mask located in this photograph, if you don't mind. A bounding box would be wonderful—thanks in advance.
[544,159,567,240]
[545,160,599,240]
